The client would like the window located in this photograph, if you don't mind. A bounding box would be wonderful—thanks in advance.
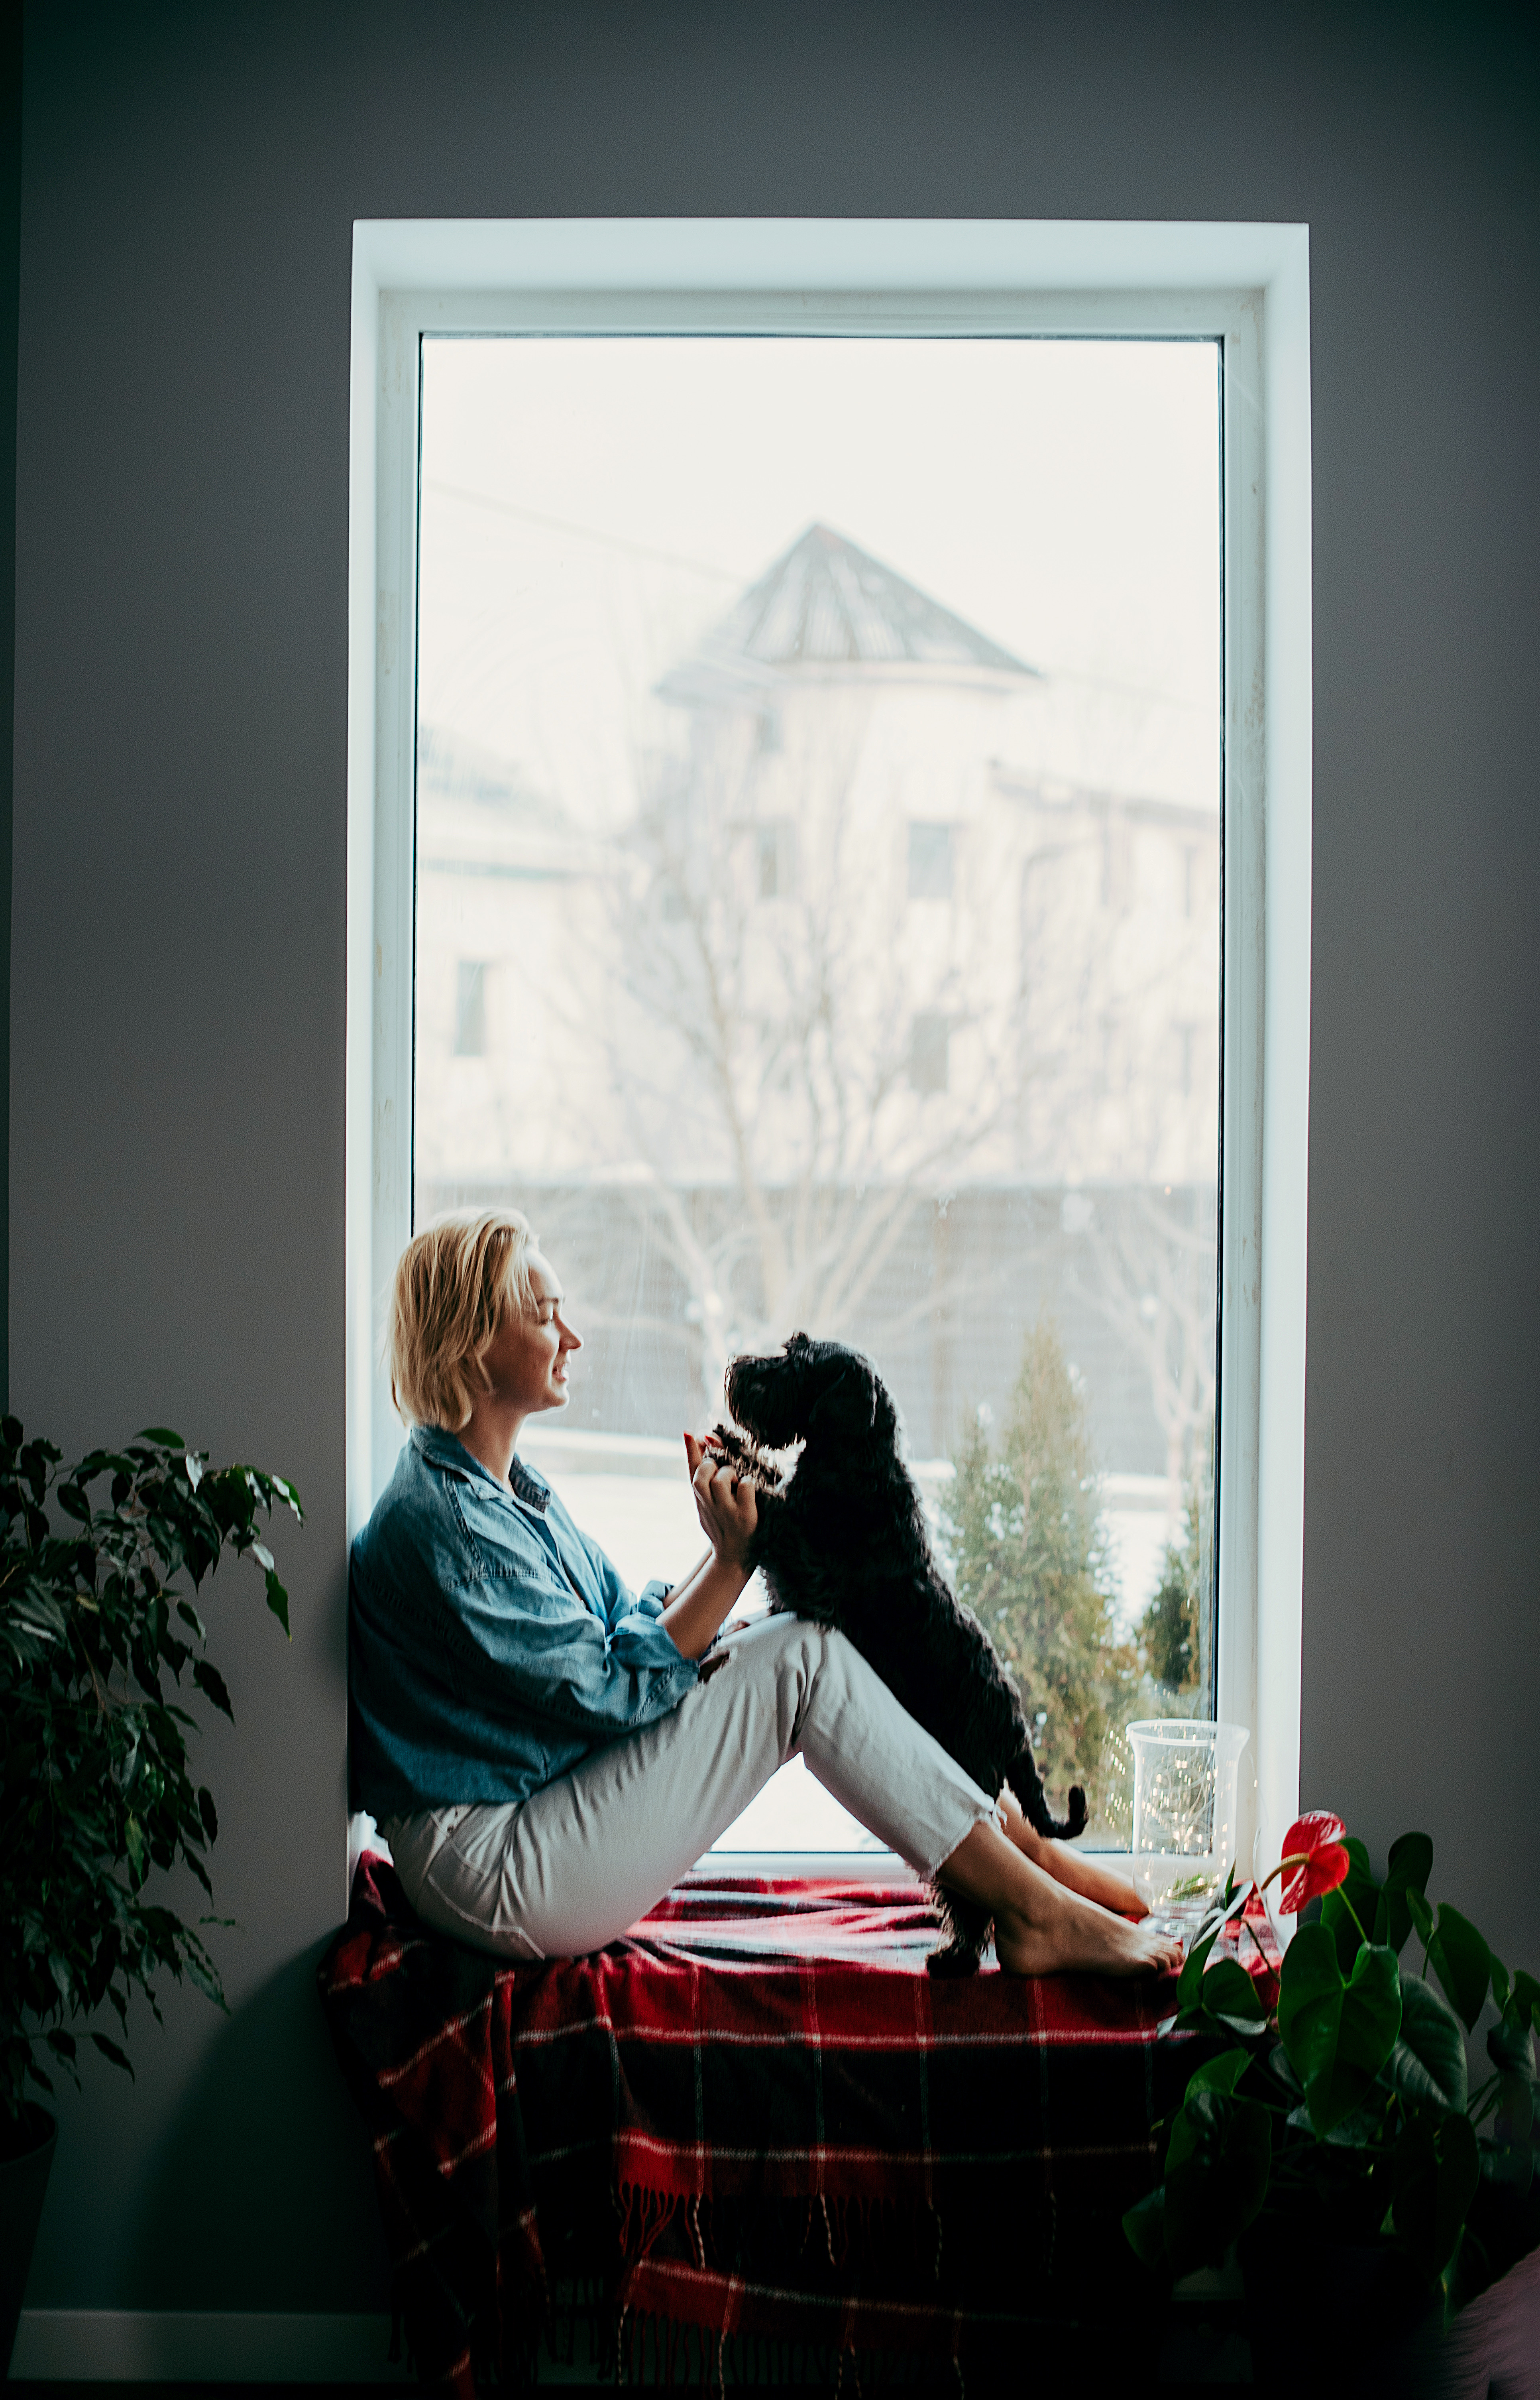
[755,820,793,900]
[454,961,488,1056]
[349,221,1312,1885]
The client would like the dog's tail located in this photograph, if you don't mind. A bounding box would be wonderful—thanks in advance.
[1012,1753,1088,1842]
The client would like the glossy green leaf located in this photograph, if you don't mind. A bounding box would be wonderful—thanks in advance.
[1390,1973,1467,2114]
[1425,1904,1492,2032]
[1163,2088,1273,2276]
[263,1566,291,1639]
[1173,1924,1221,2018]
[1278,1926,1402,2134]
[1320,2089,1391,2148]
[1329,1835,1380,1961]
[1122,2184,1169,2271]
[1198,1957,1267,2029]
[1187,2047,1253,2098]
[191,1658,234,1721]
[1385,1831,1434,1895]
[1487,2011,1536,2080]
[1509,1970,1540,2035]
[1269,2042,1303,2097]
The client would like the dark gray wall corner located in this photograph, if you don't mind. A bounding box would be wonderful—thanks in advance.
[11,0,1540,2316]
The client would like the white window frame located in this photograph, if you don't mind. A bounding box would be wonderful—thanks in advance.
[346,218,1312,1893]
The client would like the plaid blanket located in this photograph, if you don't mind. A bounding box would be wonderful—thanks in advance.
[319,1856,1208,2390]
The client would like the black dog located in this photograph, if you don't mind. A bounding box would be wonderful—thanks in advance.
[710,1331,1087,1975]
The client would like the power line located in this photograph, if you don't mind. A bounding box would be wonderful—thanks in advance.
[422,478,745,584]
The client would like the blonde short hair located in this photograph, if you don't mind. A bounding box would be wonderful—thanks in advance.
[388,1207,540,1430]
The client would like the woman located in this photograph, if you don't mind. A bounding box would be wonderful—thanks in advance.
[350,1207,1182,1976]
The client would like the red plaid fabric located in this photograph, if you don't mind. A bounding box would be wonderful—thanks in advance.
[319,1856,1208,2390]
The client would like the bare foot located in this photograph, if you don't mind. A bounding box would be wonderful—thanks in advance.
[994,1890,1184,1979]
[935,1817,1183,1978]
[999,1788,1147,1918]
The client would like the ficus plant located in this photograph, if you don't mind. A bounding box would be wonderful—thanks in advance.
[0,1416,301,2150]
[1125,1812,1540,2312]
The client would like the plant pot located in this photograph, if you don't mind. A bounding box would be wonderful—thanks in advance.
[0,2107,57,2382]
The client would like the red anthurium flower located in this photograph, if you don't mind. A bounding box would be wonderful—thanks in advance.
[1271,1811,1350,1914]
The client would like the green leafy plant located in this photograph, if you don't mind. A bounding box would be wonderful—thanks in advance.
[0,1417,301,2145]
[1124,1813,1540,2313]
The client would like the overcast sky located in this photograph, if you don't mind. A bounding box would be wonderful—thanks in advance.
[417,336,1222,816]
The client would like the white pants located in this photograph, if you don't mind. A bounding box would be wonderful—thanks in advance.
[383,1612,999,1960]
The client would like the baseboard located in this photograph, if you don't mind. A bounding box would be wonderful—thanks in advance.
[10,2311,410,2382]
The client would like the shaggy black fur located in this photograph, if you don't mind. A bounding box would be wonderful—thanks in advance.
[711,1331,1087,1976]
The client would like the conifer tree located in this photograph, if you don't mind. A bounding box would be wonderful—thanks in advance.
[1141,1433,1213,1696]
[941,1317,1138,1828]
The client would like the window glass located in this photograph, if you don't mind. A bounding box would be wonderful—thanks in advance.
[454,961,488,1058]
[908,821,955,903]
[413,337,1222,1851]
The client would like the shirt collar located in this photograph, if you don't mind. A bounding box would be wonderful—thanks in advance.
[410,1423,551,1513]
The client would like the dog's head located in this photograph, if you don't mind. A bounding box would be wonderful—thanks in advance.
[724,1332,896,1455]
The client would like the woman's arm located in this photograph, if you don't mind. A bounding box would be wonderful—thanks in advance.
[659,1434,758,1661]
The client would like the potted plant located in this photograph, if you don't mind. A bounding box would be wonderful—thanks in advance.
[1124,1812,1540,2387]
[0,1417,300,2375]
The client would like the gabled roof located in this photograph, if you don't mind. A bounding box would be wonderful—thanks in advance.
[660,523,1041,702]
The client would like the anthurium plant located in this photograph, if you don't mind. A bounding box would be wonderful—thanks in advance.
[0,1418,301,2150]
[1125,1812,1540,2314]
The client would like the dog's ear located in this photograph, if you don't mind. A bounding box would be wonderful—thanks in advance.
[807,1361,878,1435]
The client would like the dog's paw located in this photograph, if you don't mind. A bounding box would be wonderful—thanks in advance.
[925,1936,987,1978]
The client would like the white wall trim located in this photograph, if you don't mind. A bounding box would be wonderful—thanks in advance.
[346,218,1312,1887]
[12,2310,408,2383]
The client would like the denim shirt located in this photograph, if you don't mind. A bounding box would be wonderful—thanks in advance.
[348,1423,699,1818]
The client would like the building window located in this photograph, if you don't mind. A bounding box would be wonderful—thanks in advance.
[353,220,1313,1882]
[909,1013,950,1095]
[756,820,793,900]
[908,821,955,903]
[454,961,488,1056]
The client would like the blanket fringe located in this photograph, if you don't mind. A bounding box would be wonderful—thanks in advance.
[615,2300,966,2388]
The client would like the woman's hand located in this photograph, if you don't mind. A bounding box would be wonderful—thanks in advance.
[683,1431,757,1568]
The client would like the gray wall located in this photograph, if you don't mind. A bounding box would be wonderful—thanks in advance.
[12,0,1538,2315]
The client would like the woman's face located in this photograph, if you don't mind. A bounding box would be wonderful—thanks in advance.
[479,1249,582,1422]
